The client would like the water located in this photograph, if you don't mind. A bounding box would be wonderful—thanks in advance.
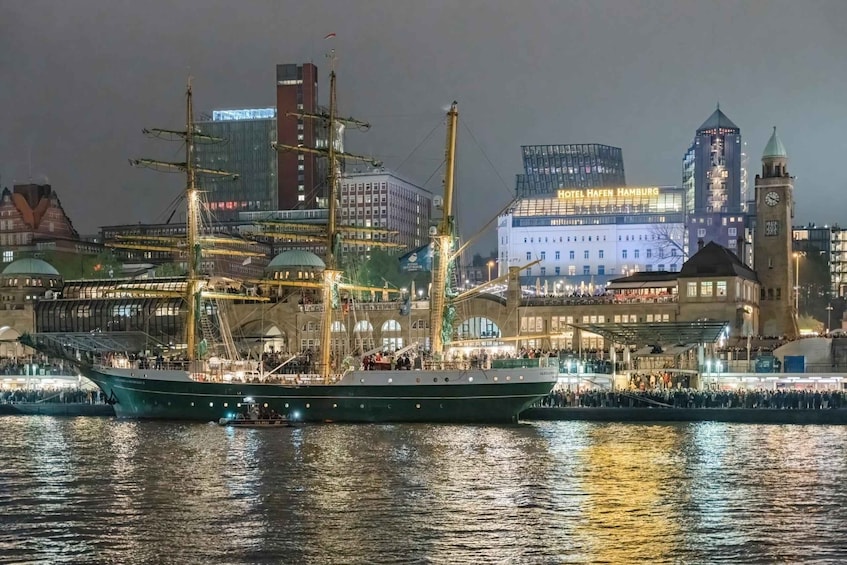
[2,417,846,564]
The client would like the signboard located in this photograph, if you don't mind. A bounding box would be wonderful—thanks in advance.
[556,187,660,201]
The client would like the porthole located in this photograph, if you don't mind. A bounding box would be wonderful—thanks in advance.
[224,403,228,408]
[360,404,365,409]
[209,402,214,407]
[519,375,524,380]
[237,403,241,408]
[433,378,438,382]
[388,378,393,383]
[468,377,473,382]
[506,376,511,381]
[416,377,421,383]
[306,403,310,408]
[360,378,365,383]
[493,377,498,382]
[444,378,449,382]
[191,402,195,407]
[264,403,268,408]
[415,403,421,409]
[333,403,337,408]
[284,403,289,408]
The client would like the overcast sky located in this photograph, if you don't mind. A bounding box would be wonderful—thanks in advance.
[1,0,846,251]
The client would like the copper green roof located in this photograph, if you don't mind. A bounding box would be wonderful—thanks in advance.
[2,258,60,276]
[266,250,325,271]
[763,126,787,158]
[697,106,739,132]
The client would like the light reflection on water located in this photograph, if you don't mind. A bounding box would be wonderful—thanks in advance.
[1,417,846,564]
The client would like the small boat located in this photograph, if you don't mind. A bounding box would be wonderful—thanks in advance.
[218,398,298,428]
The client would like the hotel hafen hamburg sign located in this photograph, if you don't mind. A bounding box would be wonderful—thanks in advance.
[512,187,663,227]
[556,187,660,200]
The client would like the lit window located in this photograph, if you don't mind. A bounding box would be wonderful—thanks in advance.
[687,282,697,297]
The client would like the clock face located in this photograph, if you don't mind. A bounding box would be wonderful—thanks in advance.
[765,191,780,207]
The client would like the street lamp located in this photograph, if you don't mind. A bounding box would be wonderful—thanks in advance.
[487,260,495,282]
[793,251,804,312]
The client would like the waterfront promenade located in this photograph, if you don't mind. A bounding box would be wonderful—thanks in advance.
[523,388,847,425]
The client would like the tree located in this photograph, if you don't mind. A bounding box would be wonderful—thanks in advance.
[647,223,687,269]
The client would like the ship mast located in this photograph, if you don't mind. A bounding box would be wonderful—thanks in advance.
[272,51,380,382]
[129,79,239,363]
[429,102,459,357]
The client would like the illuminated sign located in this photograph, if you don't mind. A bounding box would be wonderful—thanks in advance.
[212,108,276,121]
[556,187,660,200]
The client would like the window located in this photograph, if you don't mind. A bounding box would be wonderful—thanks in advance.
[646,249,652,258]
[634,250,640,259]
[555,267,560,275]
[599,250,604,259]
[647,264,653,272]
[687,282,697,297]
[622,250,628,259]
[597,265,605,275]
[583,265,590,275]
[555,251,560,260]
[540,267,546,276]
[697,228,706,238]
[701,281,713,297]
[568,266,576,276]
[540,251,546,260]
[728,227,737,237]
[526,252,531,261]
[717,281,727,297]
[1,251,12,263]
[569,251,575,260]
[584,250,589,259]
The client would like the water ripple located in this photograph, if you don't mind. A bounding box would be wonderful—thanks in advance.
[1,417,846,564]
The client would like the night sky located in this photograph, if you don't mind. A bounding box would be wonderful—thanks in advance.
[1,0,845,250]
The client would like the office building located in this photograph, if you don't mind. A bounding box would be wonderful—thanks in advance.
[516,144,626,198]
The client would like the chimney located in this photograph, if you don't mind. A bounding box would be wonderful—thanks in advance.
[697,238,705,251]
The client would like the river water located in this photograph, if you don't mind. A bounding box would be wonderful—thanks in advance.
[1,417,846,564]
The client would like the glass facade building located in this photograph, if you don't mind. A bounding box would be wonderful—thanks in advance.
[684,107,746,256]
[516,144,626,198]
[194,111,277,219]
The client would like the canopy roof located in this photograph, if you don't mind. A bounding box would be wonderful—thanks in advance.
[572,320,729,346]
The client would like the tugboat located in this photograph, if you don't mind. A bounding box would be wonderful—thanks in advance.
[218,397,298,428]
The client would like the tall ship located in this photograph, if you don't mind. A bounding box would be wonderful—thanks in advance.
[25,60,557,423]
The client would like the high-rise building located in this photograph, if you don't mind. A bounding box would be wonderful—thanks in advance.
[516,144,626,198]
[276,63,329,210]
[684,106,746,254]
[753,127,798,338]
[194,108,277,219]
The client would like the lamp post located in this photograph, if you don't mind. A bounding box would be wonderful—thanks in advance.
[826,303,834,334]
[487,260,495,282]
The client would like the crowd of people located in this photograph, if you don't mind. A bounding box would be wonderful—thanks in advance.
[540,387,847,410]
[1,387,105,405]
[0,356,78,377]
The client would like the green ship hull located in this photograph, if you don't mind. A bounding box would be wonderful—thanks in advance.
[83,365,557,423]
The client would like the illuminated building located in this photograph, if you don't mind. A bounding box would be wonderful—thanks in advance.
[516,144,626,197]
[683,106,747,255]
[194,109,277,218]
[498,186,686,286]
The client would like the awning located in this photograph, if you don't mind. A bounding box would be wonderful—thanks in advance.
[23,331,168,354]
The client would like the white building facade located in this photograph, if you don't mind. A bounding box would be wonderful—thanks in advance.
[497,186,686,289]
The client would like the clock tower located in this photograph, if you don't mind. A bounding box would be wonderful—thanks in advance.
[753,127,798,338]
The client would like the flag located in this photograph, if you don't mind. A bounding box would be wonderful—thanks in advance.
[324,33,336,39]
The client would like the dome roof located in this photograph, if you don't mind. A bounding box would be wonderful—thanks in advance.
[2,258,61,276]
[763,126,788,159]
[266,250,326,271]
